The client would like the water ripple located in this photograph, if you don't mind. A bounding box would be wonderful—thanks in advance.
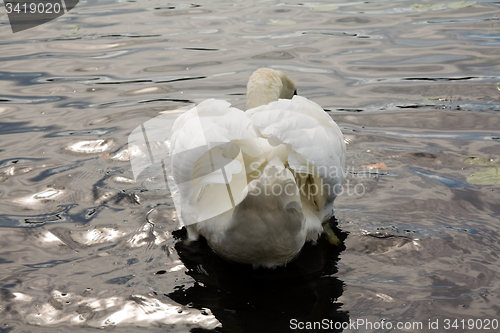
[1,0,500,331]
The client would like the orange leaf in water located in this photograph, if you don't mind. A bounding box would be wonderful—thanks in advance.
[362,162,389,170]
[99,153,110,158]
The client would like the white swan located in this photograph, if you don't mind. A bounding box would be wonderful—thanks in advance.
[170,68,346,268]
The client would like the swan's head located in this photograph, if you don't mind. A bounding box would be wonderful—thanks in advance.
[246,68,297,110]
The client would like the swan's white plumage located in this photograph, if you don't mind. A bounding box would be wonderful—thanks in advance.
[170,69,345,268]
[248,96,346,221]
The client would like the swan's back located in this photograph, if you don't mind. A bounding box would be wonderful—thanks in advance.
[170,75,345,268]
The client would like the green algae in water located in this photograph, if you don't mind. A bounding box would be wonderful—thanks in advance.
[312,5,339,12]
[412,1,476,11]
[467,167,500,185]
[447,1,476,9]
[412,3,446,10]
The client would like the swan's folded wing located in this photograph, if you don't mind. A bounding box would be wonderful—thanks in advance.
[170,99,259,225]
[247,95,346,219]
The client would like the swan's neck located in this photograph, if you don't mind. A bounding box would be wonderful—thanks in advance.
[246,68,296,110]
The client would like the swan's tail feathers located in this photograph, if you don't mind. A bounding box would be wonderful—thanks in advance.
[237,158,305,231]
[213,161,307,267]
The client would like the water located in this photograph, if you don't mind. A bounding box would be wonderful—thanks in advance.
[1,0,500,332]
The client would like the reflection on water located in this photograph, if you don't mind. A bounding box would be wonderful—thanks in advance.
[1,0,500,332]
[170,220,348,333]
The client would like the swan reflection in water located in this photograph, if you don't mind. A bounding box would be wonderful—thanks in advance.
[169,217,349,333]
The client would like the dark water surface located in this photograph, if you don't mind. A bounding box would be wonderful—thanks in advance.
[1,0,500,332]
